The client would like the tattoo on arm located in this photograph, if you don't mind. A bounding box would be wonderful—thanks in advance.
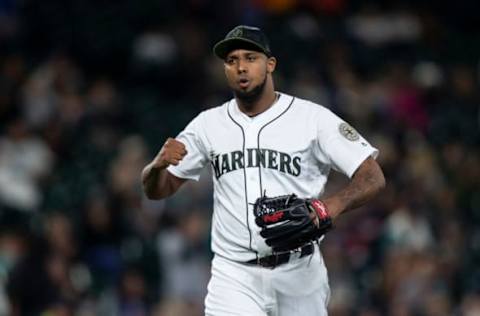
[340,158,384,210]
[326,157,385,217]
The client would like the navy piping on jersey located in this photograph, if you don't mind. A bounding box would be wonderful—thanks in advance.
[227,102,256,255]
[257,96,295,196]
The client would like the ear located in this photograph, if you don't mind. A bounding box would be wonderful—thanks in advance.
[266,57,276,74]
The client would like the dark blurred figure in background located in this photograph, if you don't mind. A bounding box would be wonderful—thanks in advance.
[6,213,79,316]
[0,0,479,315]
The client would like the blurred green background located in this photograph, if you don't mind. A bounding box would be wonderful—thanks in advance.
[0,0,479,315]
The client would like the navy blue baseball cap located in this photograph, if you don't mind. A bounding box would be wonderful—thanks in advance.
[213,25,272,59]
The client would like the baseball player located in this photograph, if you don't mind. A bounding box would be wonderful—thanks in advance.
[142,25,385,316]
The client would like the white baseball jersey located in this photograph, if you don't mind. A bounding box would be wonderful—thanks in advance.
[167,92,378,262]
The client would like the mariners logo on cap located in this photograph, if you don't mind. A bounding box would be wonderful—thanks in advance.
[230,28,243,37]
[339,122,359,141]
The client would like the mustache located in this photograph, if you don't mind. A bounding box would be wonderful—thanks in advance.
[233,73,268,104]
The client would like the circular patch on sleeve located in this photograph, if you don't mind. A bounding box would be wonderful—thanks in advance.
[338,122,360,141]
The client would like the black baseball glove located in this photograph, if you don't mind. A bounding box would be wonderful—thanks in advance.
[253,194,333,252]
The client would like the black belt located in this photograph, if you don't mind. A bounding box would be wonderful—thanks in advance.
[246,244,314,268]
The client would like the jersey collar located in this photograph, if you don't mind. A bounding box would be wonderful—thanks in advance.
[228,92,294,127]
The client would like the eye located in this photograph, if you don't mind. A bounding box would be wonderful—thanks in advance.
[225,58,236,65]
[247,56,256,62]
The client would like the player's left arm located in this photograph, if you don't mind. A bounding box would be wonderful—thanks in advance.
[322,156,385,220]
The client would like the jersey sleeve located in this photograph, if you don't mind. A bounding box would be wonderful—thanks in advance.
[167,112,209,181]
[315,109,379,178]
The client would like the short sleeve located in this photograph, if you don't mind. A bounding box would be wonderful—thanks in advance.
[316,109,378,178]
[167,112,209,181]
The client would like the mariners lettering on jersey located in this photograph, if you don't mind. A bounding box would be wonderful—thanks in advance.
[210,148,301,179]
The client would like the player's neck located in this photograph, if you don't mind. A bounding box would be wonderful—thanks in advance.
[236,84,277,117]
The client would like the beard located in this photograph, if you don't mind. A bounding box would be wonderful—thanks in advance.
[232,73,268,106]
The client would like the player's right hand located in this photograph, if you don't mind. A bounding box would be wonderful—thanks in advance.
[153,138,187,169]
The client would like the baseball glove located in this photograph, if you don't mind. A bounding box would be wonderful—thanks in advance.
[253,194,333,252]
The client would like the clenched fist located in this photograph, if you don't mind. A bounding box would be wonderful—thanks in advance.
[153,138,188,169]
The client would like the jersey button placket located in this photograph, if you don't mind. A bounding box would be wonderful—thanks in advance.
[245,125,270,256]
[244,126,260,191]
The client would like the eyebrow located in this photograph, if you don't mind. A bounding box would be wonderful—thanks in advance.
[226,52,260,59]
[244,52,259,57]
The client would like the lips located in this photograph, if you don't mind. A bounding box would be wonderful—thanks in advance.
[238,78,250,89]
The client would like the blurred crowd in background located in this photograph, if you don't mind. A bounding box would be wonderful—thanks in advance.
[0,0,479,315]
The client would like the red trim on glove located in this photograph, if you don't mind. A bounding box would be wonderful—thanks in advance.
[262,211,284,223]
[310,199,330,220]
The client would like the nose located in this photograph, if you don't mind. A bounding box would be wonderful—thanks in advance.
[237,59,247,73]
